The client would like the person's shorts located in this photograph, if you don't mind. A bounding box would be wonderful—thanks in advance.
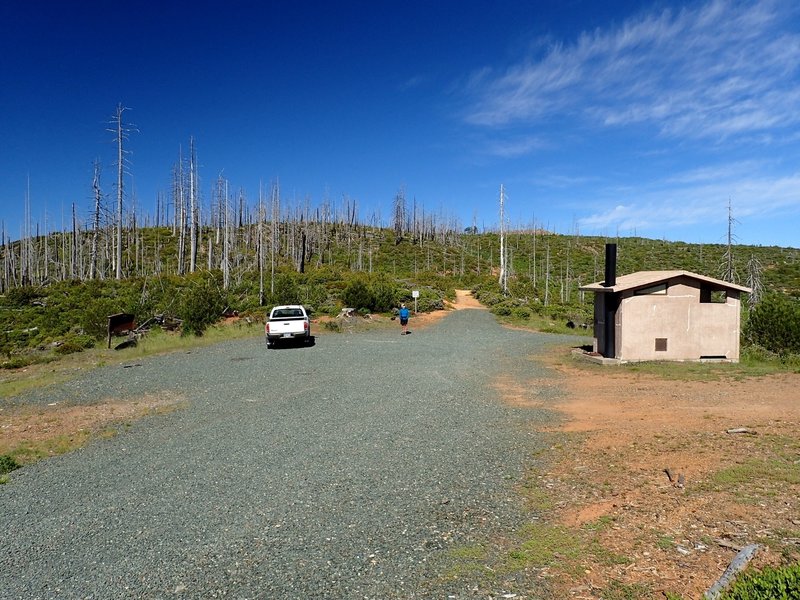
[400,318,408,326]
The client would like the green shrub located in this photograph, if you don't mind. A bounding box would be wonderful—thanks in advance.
[719,563,800,599]
[417,297,444,312]
[299,283,329,314]
[740,343,779,363]
[490,299,522,316]
[744,293,800,355]
[368,277,399,312]
[3,286,43,307]
[54,341,84,355]
[339,275,400,313]
[1,355,39,369]
[272,273,301,305]
[341,277,372,310]
[0,454,21,475]
[323,320,342,332]
[77,290,135,340]
[180,272,227,336]
[54,333,96,355]
[513,306,532,319]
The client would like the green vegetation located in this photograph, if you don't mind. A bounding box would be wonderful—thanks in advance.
[2,225,799,373]
[341,274,403,312]
[704,457,800,493]
[6,431,92,465]
[179,271,227,336]
[507,522,586,573]
[0,454,21,475]
[744,293,800,356]
[719,563,800,599]
[0,320,260,398]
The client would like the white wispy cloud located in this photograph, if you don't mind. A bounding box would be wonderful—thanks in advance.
[577,170,800,236]
[484,135,548,158]
[398,75,427,91]
[661,161,767,184]
[465,0,800,142]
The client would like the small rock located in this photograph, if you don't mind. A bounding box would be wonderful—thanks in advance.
[726,427,756,435]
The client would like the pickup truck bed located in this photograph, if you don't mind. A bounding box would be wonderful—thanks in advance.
[265,305,311,348]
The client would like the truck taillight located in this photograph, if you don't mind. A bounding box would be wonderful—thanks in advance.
[265,323,270,334]
[304,321,308,332]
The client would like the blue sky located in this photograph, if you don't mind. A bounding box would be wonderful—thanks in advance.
[2,0,799,247]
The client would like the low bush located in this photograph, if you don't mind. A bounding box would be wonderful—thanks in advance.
[272,272,302,305]
[341,277,372,310]
[54,333,96,355]
[417,297,444,312]
[719,563,800,599]
[1,355,41,369]
[744,293,800,356]
[180,272,227,336]
[0,454,21,475]
[513,306,532,319]
[323,320,342,332]
[3,286,44,307]
[54,341,85,356]
[341,275,400,313]
[369,277,398,312]
[491,302,514,316]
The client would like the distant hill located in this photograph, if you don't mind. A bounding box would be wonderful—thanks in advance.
[1,222,798,364]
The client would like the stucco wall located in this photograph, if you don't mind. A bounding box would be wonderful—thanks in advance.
[617,282,741,361]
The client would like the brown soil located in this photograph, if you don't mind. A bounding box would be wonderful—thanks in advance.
[1,392,186,461]
[450,289,487,310]
[408,289,486,329]
[522,361,800,599]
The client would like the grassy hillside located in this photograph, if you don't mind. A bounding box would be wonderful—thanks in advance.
[1,224,799,367]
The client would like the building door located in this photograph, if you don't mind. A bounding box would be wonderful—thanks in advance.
[603,293,621,358]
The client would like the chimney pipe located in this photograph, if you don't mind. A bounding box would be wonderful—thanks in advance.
[604,243,617,287]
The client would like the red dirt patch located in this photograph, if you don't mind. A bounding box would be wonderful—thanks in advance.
[536,360,800,598]
[1,392,186,462]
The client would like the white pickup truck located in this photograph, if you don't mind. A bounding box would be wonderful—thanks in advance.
[265,305,311,348]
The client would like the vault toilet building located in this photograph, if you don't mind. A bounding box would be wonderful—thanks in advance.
[580,244,751,362]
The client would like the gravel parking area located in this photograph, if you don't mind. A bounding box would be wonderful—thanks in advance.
[1,309,571,599]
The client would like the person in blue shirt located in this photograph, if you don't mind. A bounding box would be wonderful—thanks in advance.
[399,303,410,335]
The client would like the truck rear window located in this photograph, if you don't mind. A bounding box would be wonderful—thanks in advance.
[273,309,303,318]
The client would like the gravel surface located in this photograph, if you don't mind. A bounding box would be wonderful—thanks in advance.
[1,310,574,599]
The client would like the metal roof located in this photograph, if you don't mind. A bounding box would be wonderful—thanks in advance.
[579,270,752,293]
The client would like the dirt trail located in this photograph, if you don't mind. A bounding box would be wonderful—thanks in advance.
[451,289,486,309]
[407,289,485,330]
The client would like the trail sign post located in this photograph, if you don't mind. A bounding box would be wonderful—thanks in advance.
[412,290,419,314]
